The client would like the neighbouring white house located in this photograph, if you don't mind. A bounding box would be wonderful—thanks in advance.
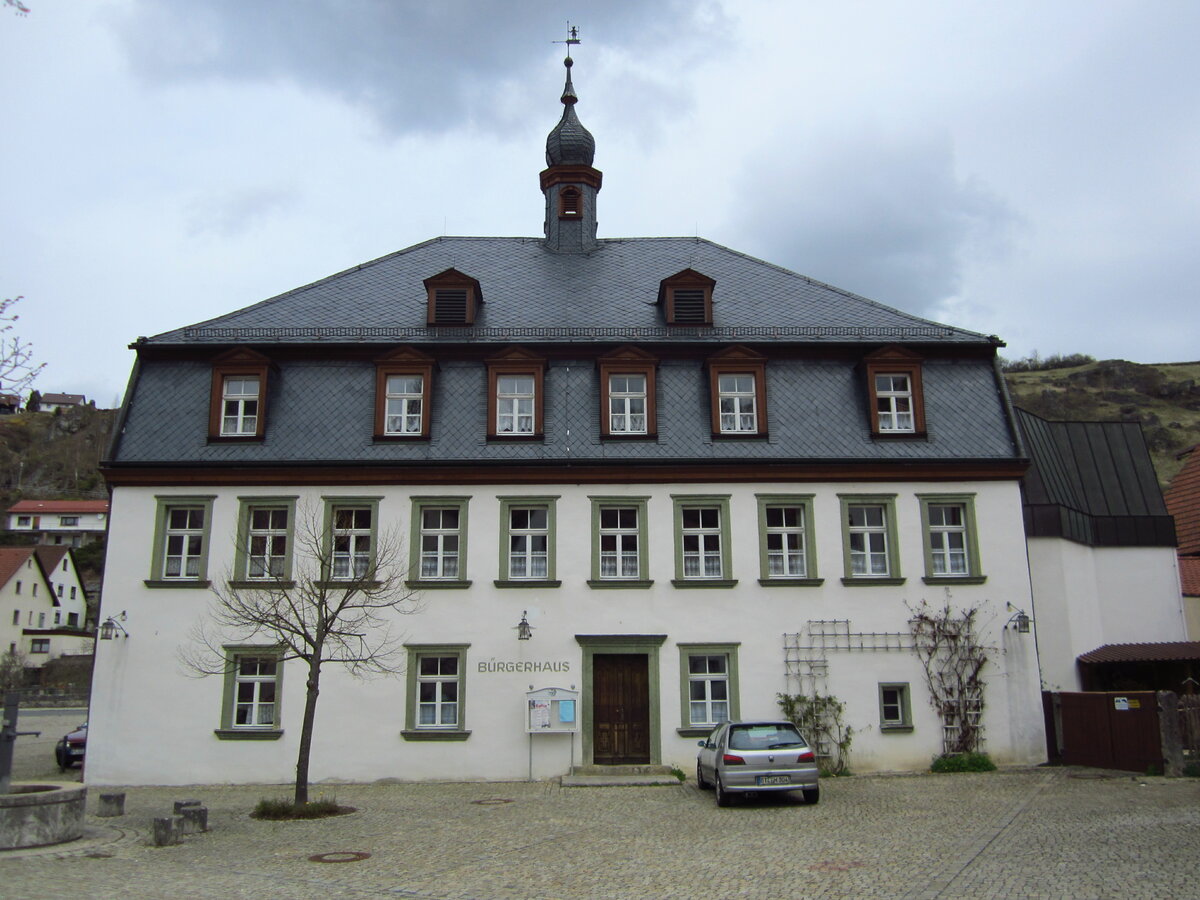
[0,545,91,663]
[7,499,109,548]
[1016,409,1192,693]
[34,392,87,414]
[86,54,1047,788]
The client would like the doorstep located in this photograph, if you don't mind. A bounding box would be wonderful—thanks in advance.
[561,765,682,787]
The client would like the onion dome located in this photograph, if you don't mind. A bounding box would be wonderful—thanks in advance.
[545,57,595,167]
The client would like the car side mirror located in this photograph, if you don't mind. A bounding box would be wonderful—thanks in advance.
[697,740,706,747]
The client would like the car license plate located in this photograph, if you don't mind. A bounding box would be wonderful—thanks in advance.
[756,775,791,786]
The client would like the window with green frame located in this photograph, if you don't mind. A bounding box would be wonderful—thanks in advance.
[838,494,903,585]
[145,495,216,588]
[231,496,298,587]
[671,495,736,588]
[677,643,740,736]
[215,645,284,740]
[587,496,652,588]
[401,643,470,741]
[755,494,822,586]
[321,496,381,584]
[407,497,471,588]
[879,682,913,732]
[917,494,985,584]
[495,496,560,587]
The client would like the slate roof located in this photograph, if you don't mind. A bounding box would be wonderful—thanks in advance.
[143,237,997,348]
[1077,642,1200,664]
[1165,445,1200,557]
[1016,409,1176,547]
[113,355,1019,466]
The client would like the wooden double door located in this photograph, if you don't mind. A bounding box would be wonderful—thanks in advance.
[592,654,650,765]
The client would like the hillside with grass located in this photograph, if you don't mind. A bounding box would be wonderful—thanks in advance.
[1004,357,1200,488]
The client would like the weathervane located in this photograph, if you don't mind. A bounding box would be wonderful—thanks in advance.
[553,22,581,58]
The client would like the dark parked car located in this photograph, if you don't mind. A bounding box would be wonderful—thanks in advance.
[696,720,819,806]
[55,722,87,770]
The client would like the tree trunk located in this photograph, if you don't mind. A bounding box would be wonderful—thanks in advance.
[294,655,323,806]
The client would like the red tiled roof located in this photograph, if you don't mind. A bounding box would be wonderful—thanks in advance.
[1077,642,1200,664]
[0,546,36,590]
[1181,558,1200,597]
[7,499,109,514]
[1165,445,1200,556]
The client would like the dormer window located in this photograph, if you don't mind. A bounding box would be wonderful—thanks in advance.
[208,347,270,441]
[558,186,582,218]
[424,269,482,327]
[598,345,658,439]
[374,346,435,440]
[864,346,926,438]
[486,347,546,440]
[706,346,768,438]
[659,269,715,326]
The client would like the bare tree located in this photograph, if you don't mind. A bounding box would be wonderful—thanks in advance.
[1,297,45,396]
[182,502,421,805]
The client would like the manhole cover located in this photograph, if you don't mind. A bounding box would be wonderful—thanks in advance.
[308,851,371,864]
[471,798,515,806]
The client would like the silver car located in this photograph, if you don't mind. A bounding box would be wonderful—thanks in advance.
[696,720,819,806]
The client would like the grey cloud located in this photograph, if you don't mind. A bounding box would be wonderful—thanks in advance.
[731,131,1021,317]
[112,0,728,138]
[186,186,299,238]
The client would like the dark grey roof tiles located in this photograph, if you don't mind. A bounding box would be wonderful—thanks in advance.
[113,357,1017,465]
[147,237,995,346]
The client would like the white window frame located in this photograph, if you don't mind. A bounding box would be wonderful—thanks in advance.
[59,516,79,527]
[384,374,425,436]
[874,373,914,433]
[682,507,723,578]
[330,506,373,580]
[416,654,460,728]
[163,506,207,579]
[496,374,536,434]
[848,504,890,576]
[717,373,758,433]
[506,506,549,580]
[232,655,279,728]
[247,507,290,580]
[220,375,260,436]
[608,374,648,435]
[419,507,462,580]
[599,506,640,580]
[764,504,807,578]
[927,503,969,575]
[687,653,730,727]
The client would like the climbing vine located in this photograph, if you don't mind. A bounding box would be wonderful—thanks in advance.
[908,601,991,755]
[777,691,854,775]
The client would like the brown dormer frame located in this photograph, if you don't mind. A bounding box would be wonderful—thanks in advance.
[208,347,271,442]
[659,269,715,327]
[863,345,927,438]
[598,345,659,439]
[706,345,768,439]
[424,268,483,327]
[486,347,547,441]
[374,346,436,440]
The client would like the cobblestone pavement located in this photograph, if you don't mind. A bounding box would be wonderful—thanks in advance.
[2,769,1198,899]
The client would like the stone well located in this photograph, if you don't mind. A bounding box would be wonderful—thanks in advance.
[0,783,87,850]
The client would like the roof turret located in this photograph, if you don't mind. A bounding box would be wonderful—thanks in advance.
[545,57,595,167]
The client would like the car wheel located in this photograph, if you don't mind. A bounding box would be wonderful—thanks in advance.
[696,761,710,789]
[802,786,820,805]
[715,772,734,807]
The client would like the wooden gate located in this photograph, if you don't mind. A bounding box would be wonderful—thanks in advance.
[1044,691,1163,773]
[592,654,650,765]
[1180,695,1200,761]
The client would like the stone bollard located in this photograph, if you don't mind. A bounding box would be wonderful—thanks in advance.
[179,806,208,834]
[173,799,201,814]
[97,792,126,818]
[152,816,183,847]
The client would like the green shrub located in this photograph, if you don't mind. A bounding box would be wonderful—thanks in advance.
[930,752,997,773]
[1182,762,1200,778]
[251,797,343,820]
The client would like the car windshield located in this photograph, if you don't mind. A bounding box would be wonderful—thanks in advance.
[728,724,807,751]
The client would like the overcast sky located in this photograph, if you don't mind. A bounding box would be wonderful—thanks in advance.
[4,1,1197,407]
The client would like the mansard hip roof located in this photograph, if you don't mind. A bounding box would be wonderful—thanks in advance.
[143,237,997,347]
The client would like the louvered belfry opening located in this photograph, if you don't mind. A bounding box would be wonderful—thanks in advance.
[434,288,469,324]
[559,186,582,218]
[671,289,707,323]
